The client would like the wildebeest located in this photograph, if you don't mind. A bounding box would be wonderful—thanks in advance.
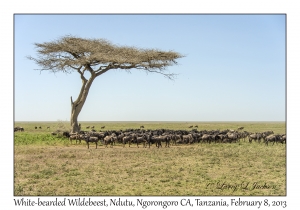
[182,134,194,144]
[140,125,144,129]
[104,135,115,148]
[101,126,105,129]
[264,134,280,146]
[136,135,149,148]
[14,127,24,132]
[248,133,263,143]
[69,133,81,144]
[226,132,239,143]
[83,135,99,149]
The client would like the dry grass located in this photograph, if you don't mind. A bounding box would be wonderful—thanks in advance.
[14,141,286,196]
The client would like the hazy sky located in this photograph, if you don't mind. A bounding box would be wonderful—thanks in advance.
[14,14,286,122]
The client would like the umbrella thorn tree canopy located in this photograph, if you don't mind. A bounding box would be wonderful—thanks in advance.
[27,35,185,132]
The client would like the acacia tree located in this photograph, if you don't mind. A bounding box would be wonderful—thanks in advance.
[28,35,184,132]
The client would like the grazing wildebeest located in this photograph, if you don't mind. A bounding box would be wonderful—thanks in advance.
[248,133,263,143]
[140,125,144,129]
[69,133,81,144]
[201,134,213,144]
[104,135,114,148]
[86,126,90,129]
[281,134,286,144]
[159,135,172,147]
[136,135,148,148]
[226,132,239,143]
[188,125,193,128]
[264,134,280,146]
[150,135,162,148]
[122,135,134,147]
[84,135,99,149]
[182,134,194,144]
[39,126,42,129]
[35,126,37,129]
[62,131,70,138]
[237,127,244,130]
[170,134,182,145]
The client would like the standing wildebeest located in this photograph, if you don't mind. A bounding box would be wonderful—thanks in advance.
[149,135,162,148]
[182,134,194,144]
[248,133,263,143]
[101,126,105,129]
[104,135,115,148]
[237,127,244,130]
[122,134,135,147]
[159,135,172,147]
[136,135,149,148]
[226,132,239,143]
[84,135,99,149]
[140,125,144,129]
[69,133,81,144]
[201,134,214,144]
[35,126,37,129]
[264,134,281,146]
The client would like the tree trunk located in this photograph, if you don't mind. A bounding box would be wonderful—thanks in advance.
[70,75,95,133]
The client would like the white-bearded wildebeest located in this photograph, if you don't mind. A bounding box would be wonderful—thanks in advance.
[104,135,115,148]
[83,135,99,149]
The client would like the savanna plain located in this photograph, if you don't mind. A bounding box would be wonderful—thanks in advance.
[14,121,286,196]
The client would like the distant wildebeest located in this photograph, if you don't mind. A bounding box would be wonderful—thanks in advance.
[14,127,24,132]
[140,125,144,129]
[39,126,42,129]
[237,127,244,130]
[188,125,193,128]
[35,126,37,129]
[86,126,90,129]
[101,126,105,129]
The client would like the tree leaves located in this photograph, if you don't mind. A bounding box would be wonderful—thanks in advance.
[28,35,184,80]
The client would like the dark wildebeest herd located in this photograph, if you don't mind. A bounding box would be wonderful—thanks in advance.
[14,125,286,149]
[53,126,286,149]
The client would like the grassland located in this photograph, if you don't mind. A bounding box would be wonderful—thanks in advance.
[14,121,286,196]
